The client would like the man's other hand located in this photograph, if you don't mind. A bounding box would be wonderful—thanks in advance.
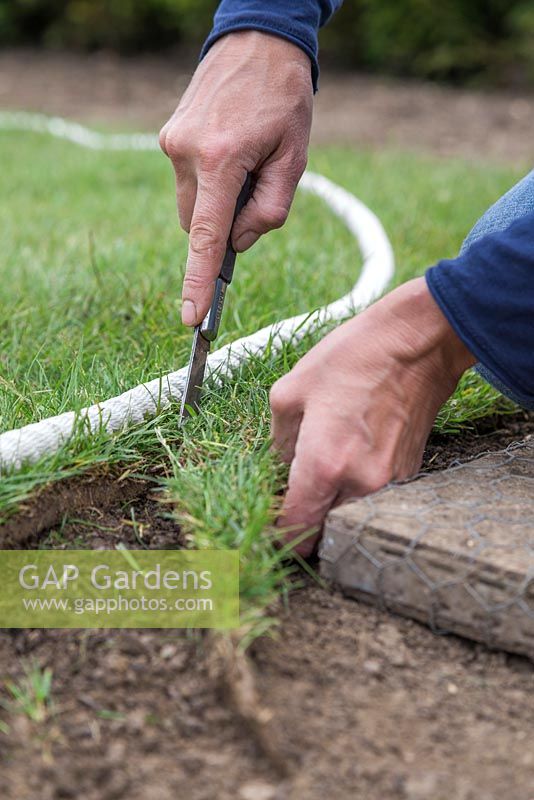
[270,277,476,556]
[160,31,313,326]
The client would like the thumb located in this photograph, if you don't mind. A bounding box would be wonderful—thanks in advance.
[231,155,304,252]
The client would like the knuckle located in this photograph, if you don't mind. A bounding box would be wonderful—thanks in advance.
[163,131,191,162]
[158,126,169,155]
[361,463,392,495]
[270,380,295,416]
[182,271,210,292]
[313,455,344,488]
[259,204,289,231]
[189,220,224,257]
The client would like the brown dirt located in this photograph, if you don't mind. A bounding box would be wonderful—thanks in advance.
[1,414,534,799]
[1,49,533,164]
[423,408,534,470]
[2,584,534,800]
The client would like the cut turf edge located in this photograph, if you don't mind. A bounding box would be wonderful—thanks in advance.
[0,467,150,547]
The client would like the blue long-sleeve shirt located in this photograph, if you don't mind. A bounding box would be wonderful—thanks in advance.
[426,212,534,409]
[200,0,343,90]
[201,2,534,409]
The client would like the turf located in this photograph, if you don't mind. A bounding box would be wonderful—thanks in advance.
[0,129,523,624]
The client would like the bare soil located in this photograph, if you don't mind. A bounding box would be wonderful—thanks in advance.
[2,584,534,800]
[1,49,533,164]
[1,413,534,799]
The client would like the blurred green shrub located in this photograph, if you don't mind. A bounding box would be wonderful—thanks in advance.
[0,0,533,87]
[0,0,217,51]
[354,0,534,85]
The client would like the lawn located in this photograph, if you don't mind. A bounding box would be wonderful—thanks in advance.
[0,129,523,625]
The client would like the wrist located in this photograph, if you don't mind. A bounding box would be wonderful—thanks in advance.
[206,30,312,75]
[377,277,476,381]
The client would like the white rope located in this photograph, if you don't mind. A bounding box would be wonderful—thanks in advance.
[0,111,160,151]
[0,113,395,471]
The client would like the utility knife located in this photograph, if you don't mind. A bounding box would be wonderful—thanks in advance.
[179,173,253,422]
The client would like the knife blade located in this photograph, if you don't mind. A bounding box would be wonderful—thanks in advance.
[179,172,253,422]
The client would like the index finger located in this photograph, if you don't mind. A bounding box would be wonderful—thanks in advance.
[277,417,340,557]
[182,170,247,326]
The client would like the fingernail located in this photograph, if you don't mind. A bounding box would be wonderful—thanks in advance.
[182,300,197,326]
[234,230,257,252]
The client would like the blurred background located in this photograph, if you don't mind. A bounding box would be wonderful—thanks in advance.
[2,0,534,86]
[0,0,533,162]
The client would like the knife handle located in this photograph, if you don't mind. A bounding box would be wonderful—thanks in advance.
[219,172,254,285]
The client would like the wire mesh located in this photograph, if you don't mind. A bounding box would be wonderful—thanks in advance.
[319,439,534,659]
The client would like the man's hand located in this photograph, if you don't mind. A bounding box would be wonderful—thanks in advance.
[160,31,313,326]
[270,277,476,556]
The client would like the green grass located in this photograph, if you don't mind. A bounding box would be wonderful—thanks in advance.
[1,661,53,723]
[0,129,524,630]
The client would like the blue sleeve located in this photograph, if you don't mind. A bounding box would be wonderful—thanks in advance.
[426,211,534,408]
[200,0,344,91]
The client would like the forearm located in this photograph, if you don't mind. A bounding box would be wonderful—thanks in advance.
[200,0,344,90]
[426,210,534,408]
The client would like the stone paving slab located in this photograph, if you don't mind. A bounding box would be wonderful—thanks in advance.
[319,441,534,659]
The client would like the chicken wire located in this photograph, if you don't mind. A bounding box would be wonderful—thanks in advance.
[320,439,534,660]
